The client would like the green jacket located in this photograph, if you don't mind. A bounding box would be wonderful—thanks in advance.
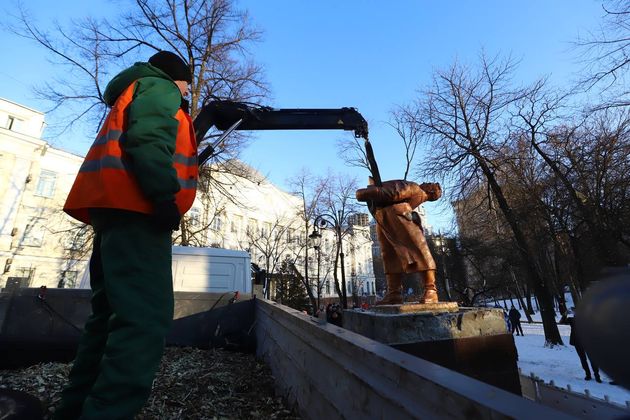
[103,62,184,203]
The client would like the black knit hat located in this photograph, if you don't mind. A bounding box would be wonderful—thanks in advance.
[148,51,192,83]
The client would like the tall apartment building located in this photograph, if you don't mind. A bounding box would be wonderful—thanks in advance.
[0,98,375,298]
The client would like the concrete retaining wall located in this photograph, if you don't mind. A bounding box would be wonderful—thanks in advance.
[0,288,251,368]
[255,299,572,420]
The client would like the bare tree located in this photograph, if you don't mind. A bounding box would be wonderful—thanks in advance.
[9,0,268,130]
[513,81,630,271]
[10,0,269,245]
[336,136,371,175]
[242,215,295,298]
[337,105,421,182]
[414,53,563,344]
[316,172,361,309]
[576,0,630,108]
[387,104,423,180]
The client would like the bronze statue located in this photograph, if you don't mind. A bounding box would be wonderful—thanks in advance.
[356,179,442,305]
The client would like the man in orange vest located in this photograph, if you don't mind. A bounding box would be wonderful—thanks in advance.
[55,51,198,419]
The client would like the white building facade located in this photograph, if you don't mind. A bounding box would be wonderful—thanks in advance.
[0,98,87,289]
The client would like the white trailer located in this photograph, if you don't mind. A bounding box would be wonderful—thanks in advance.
[78,246,251,294]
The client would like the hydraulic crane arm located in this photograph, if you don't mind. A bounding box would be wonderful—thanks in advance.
[193,101,369,166]
[193,100,382,185]
[194,100,369,140]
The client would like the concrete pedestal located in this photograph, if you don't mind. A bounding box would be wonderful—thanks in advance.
[343,306,521,395]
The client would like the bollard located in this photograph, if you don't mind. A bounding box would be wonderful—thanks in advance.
[567,384,572,392]
[585,389,591,397]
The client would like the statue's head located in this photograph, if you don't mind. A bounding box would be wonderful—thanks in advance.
[420,182,442,201]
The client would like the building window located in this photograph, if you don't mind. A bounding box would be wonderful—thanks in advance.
[6,116,17,130]
[189,207,201,228]
[65,226,90,251]
[22,218,45,247]
[59,271,78,288]
[261,222,271,237]
[212,214,223,232]
[231,215,242,234]
[35,170,57,198]
[15,267,35,286]
[326,280,331,295]
[247,218,258,236]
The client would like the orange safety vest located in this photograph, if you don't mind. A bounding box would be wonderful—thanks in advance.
[64,81,198,225]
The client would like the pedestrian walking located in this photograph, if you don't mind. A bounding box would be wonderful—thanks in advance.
[568,315,602,382]
[508,305,524,336]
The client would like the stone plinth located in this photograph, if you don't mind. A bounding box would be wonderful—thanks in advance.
[372,301,459,315]
[344,306,506,344]
[343,307,521,395]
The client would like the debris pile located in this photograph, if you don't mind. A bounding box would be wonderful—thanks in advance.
[0,347,301,419]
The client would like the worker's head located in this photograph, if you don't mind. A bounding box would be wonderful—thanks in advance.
[148,51,192,96]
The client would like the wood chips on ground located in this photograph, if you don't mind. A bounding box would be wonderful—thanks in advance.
[0,347,301,420]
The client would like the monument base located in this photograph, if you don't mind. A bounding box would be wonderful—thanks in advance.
[372,301,459,314]
[343,307,521,395]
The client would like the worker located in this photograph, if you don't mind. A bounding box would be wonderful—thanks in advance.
[55,50,198,419]
[356,179,442,305]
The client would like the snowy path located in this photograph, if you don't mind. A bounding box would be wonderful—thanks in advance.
[514,321,630,406]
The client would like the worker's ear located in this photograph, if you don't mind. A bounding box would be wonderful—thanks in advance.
[368,176,375,186]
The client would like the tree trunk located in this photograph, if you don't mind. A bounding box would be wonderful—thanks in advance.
[568,234,590,293]
[524,283,534,315]
[511,272,533,323]
[333,248,344,302]
[478,158,562,344]
[568,279,581,308]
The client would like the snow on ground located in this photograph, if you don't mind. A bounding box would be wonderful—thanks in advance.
[490,294,630,406]
[514,321,630,406]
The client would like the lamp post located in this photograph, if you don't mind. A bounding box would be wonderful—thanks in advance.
[337,210,347,309]
[438,232,453,301]
[310,212,348,308]
[308,226,322,309]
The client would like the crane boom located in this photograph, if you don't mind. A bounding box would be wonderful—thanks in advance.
[193,100,379,184]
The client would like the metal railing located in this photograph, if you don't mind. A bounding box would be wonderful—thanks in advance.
[519,371,630,418]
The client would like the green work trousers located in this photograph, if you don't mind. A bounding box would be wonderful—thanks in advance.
[55,209,174,420]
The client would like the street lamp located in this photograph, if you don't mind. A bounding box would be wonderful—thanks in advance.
[309,213,348,308]
[336,210,347,309]
[308,227,322,308]
[437,232,453,301]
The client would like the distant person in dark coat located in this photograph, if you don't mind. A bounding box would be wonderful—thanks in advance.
[568,315,602,382]
[508,305,524,336]
[326,303,343,327]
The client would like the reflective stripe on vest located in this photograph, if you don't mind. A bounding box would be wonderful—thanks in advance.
[64,81,198,224]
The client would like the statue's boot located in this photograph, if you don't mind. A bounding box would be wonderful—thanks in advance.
[420,270,439,304]
[376,273,403,305]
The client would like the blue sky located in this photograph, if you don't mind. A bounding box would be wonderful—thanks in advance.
[0,0,605,231]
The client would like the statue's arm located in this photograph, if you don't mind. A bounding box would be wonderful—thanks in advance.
[356,181,429,205]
